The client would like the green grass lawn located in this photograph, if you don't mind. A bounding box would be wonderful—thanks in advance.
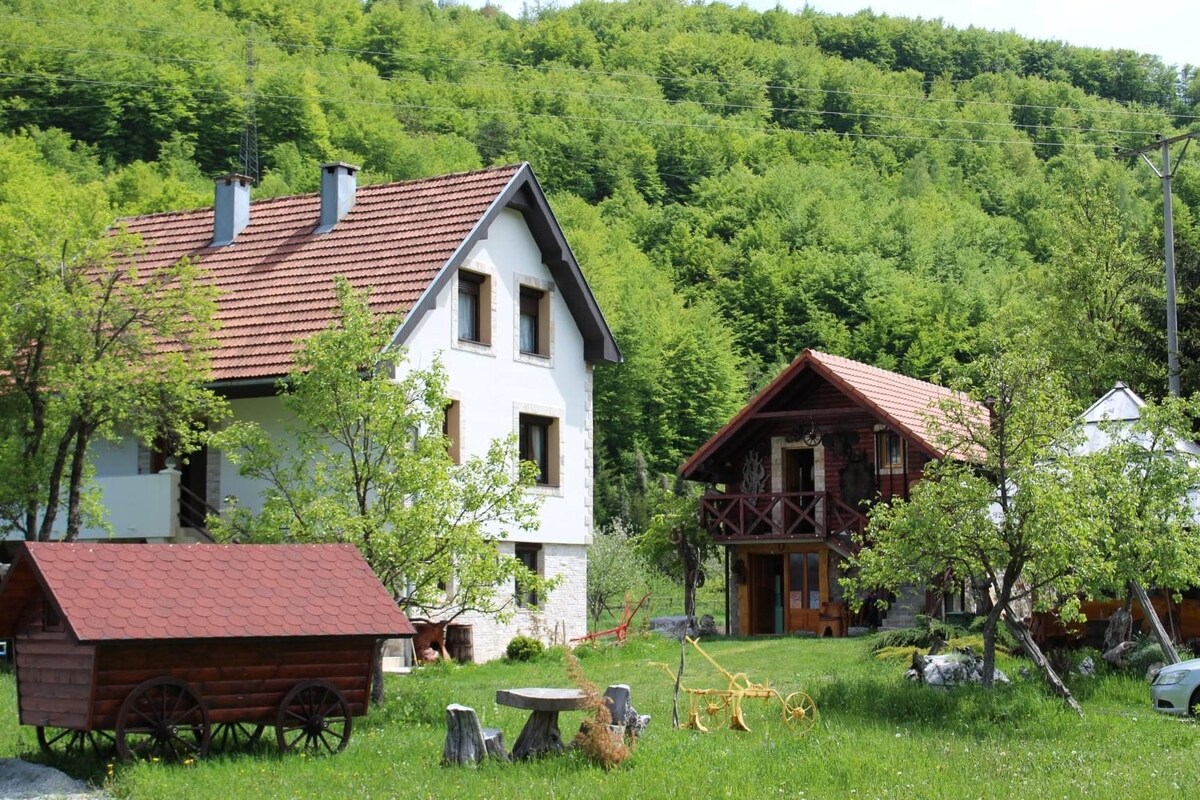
[2,635,1197,799]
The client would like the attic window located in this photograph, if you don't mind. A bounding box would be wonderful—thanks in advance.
[42,597,64,633]
[874,430,906,475]
[457,270,491,345]
[519,286,548,356]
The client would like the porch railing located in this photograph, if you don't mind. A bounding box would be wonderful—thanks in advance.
[698,490,869,541]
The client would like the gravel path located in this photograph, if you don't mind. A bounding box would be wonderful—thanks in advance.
[0,759,106,800]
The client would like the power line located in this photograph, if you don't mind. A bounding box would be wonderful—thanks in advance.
[1,12,1197,123]
[0,68,1117,151]
[0,41,1175,142]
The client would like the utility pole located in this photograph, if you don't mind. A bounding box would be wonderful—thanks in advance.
[1120,130,1200,397]
[239,27,260,185]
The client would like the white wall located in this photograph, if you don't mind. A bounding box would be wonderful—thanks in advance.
[402,208,593,548]
[217,395,298,515]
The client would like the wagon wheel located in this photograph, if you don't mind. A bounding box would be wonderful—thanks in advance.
[36,727,114,760]
[699,693,732,729]
[275,680,352,755]
[210,722,265,753]
[115,677,211,762]
[780,692,818,732]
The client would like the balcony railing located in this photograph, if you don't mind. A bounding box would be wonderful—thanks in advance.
[699,491,869,541]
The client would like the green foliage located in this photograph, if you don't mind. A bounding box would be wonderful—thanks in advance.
[505,635,546,662]
[870,617,968,653]
[586,519,651,627]
[0,0,1196,534]
[1126,635,1173,677]
[0,131,224,541]
[847,348,1105,699]
[16,635,1200,799]
[209,278,549,623]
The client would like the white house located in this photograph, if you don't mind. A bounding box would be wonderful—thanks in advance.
[28,163,620,662]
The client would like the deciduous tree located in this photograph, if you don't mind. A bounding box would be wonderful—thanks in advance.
[210,279,550,701]
[0,135,222,541]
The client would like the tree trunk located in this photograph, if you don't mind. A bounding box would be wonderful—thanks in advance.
[63,427,90,542]
[443,704,507,765]
[671,632,685,728]
[979,605,1003,689]
[1003,605,1083,716]
[36,424,78,541]
[371,638,386,707]
[1129,579,1180,665]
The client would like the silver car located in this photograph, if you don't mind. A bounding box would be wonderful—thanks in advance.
[1150,657,1200,716]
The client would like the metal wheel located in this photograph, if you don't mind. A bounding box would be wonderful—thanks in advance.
[275,680,352,754]
[37,727,114,759]
[211,722,265,753]
[780,691,818,732]
[699,693,732,729]
[115,677,211,762]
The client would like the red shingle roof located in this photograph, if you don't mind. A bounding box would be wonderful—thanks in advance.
[680,349,985,478]
[120,165,522,382]
[0,542,415,642]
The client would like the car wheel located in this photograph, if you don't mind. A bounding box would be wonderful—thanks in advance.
[1189,687,1200,717]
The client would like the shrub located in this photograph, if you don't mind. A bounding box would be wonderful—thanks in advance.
[871,616,966,653]
[1125,635,1170,676]
[506,635,545,662]
[966,615,1020,654]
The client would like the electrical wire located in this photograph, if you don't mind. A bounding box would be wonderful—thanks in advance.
[1,10,1196,123]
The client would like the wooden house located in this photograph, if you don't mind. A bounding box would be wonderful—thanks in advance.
[0,542,415,759]
[680,350,983,637]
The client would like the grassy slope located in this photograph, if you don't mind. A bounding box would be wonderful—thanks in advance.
[2,636,1196,799]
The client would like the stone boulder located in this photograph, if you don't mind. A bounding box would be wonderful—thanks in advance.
[907,649,1010,687]
[649,615,719,639]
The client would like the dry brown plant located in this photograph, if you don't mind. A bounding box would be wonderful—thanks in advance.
[565,652,633,768]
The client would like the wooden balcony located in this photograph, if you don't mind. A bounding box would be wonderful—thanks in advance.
[699,491,869,542]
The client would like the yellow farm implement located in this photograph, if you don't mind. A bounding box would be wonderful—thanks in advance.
[651,636,817,733]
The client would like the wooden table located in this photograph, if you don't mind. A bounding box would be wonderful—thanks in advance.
[495,687,589,760]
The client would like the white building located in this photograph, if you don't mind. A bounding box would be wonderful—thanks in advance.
[30,163,620,662]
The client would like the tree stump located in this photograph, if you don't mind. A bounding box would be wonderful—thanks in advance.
[442,704,507,765]
[511,710,564,760]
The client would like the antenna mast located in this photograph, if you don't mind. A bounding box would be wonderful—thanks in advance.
[239,27,259,185]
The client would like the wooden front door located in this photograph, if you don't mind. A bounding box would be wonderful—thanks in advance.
[787,549,826,633]
[749,554,785,635]
[783,448,816,534]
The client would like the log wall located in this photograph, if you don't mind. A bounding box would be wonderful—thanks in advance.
[14,593,96,730]
[91,637,376,728]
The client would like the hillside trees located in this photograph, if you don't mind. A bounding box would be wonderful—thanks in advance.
[0,0,1196,536]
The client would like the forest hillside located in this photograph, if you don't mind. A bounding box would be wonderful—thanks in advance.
[1,0,1197,526]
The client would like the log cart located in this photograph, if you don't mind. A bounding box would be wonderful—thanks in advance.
[0,542,415,762]
[650,636,818,733]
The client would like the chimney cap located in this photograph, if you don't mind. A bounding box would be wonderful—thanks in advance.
[320,161,360,174]
[214,173,254,185]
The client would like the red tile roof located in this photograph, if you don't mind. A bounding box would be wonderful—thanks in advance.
[120,165,522,382]
[0,542,415,642]
[680,349,985,478]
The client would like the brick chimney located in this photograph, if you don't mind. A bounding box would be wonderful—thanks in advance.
[211,174,252,247]
[316,162,358,233]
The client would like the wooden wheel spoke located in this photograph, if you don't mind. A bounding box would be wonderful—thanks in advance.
[117,677,210,762]
[276,680,351,755]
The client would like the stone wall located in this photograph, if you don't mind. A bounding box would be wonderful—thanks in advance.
[457,541,588,662]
